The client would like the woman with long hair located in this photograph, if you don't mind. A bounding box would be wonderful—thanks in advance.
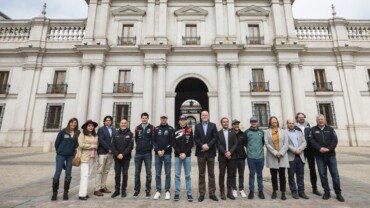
[78,120,99,200]
[264,116,289,200]
[51,118,80,201]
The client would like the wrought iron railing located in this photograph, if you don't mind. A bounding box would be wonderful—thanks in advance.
[313,82,333,91]
[182,36,200,45]
[47,84,68,94]
[246,36,264,45]
[113,83,134,93]
[118,36,136,45]
[0,84,11,94]
[250,81,269,92]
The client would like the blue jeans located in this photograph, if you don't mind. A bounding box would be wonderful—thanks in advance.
[53,154,73,181]
[316,155,342,194]
[134,152,152,192]
[175,157,192,195]
[288,156,305,194]
[247,158,264,192]
[155,154,171,192]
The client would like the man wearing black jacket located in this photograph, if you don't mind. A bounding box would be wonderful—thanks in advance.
[309,114,344,202]
[153,113,174,200]
[194,111,219,202]
[110,119,133,198]
[173,115,194,202]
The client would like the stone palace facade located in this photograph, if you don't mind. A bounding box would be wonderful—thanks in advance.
[0,0,369,147]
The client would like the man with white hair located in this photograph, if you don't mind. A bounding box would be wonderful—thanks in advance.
[309,115,344,202]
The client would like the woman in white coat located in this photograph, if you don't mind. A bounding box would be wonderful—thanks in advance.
[264,116,289,200]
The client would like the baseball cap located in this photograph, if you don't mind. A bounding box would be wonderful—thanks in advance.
[250,116,258,122]
[160,113,167,118]
[231,119,240,125]
[179,115,187,120]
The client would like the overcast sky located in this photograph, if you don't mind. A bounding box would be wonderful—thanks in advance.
[1,0,369,20]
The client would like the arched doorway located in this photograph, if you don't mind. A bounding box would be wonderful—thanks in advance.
[175,78,208,127]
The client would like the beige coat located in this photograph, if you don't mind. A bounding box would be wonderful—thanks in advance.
[287,129,306,163]
[264,128,289,169]
[78,133,98,163]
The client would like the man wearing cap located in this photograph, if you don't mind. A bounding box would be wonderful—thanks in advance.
[244,116,265,200]
[194,110,219,202]
[231,119,247,198]
[173,115,194,202]
[153,113,174,200]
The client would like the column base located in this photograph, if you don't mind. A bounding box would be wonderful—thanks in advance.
[4,128,32,147]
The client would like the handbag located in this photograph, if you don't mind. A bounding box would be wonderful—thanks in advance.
[72,147,81,167]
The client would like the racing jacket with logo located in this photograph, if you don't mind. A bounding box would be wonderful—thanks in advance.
[135,123,154,154]
[153,124,174,155]
[309,125,338,157]
[173,126,194,157]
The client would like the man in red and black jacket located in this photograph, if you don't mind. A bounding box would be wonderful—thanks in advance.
[173,115,194,202]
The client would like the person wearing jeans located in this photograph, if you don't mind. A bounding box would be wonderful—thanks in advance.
[153,113,174,200]
[244,116,265,200]
[173,115,194,202]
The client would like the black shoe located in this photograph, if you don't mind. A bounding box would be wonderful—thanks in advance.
[187,195,193,202]
[271,191,277,199]
[210,195,219,201]
[198,195,205,202]
[336,194,345,202]
[248,192,254,199]
[323,192,331,200]
[258,191,265,199]
[121,192,127,198]
[63,192,68,200]
[281,192,286,200]
[313,189,322,196]
[227,193,235,200]
[86,195,90,198]
[292,192,299,199]
[145,190,150,198]
[111,191,120,198]
[63,179,70,200]
[174,194,180,201]
[220,194,226,200]
[79,196,88,200]
[133,191,140,198]
[299,193,309,199]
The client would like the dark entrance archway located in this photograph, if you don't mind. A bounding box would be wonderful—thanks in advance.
[175,78,209,127]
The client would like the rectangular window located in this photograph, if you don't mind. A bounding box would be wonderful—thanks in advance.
[251,69,268,91]
[252,102,270,127]
[0,71,9,94]
[114,70,133,93]
[317,101,337,128]
[0,103,5,130]
[248,24,261,45]
[43,103,64,132]
[121,25,135,45]
[184,24,198,45]
[48,71,67,94]
[118,70,131,84]
[113,102,131,128]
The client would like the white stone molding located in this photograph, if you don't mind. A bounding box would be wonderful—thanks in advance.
[236,5,270,17]
[112,5,146,17]
[174,5,208,17]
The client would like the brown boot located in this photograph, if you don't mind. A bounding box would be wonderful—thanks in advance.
[94,190,104,196]
[100,187,112,193]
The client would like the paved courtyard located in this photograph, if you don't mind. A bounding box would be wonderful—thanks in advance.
[0,147,369,208]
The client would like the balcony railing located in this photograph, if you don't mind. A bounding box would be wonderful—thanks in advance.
[246,36,264,45]
[294,20,332,40]
[118,36,136,45]
[0,25,31,41]
[113,83,134,93]
[47,84,68,94]
[182,36,200,45]
[313,82,333,92]
[250,81,269,92]
[0,84,11,95]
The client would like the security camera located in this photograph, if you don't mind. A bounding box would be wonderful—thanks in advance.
[28,44,32,48]
[294,41,298,45]
[232,41,236,45]
[147,42,151,45]
[281,41,286,45]
[219,41,223,44]
[83,42,87,45]
[96,42,101,45]
[345,43,349,47]
[159,41,163,45]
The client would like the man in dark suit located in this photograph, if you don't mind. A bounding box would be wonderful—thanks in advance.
[194,110,219,202]
[94,116,117,196]
[217,117,238,200]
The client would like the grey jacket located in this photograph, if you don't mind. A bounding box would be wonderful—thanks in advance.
[287,129,307,163]
[264,128,289,169]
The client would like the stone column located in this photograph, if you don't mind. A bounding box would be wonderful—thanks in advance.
[76,65,92,123]
[270,0,286,43]
[146,0,156,41]
[290,64,304,113]
[215,0,225,40]
[230,64,241,120]
[278,64,294,125]
[156,64,166,121]
[143,64,153,118]
[158,0,167,42]
[283,0,297,42]
[226,0,236,39]
[217,64,228,118]
[94,0,111,44]
[84,0,98,41]
[87,64,104,122]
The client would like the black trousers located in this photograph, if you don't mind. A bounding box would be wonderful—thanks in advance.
[219,159,235,195]
[232,158,245,190]
[114,157,130,193]
[304,148,318,190]
[288,156,305,194]
[270,168,286,192]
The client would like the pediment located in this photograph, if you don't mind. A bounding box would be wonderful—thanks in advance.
[236,5,270,17]
[174,5,208,17]
[112,5,146,17]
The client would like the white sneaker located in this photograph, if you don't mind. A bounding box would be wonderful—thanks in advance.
[153,192,161,200]
[232,189,237,198]
[165,192,171,200]
[240,190,247,198]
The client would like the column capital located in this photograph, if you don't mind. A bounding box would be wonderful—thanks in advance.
[94,63,106,69]
[156,63,167,69]
[216,63,227,68]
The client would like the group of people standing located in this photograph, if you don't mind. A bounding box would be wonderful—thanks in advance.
[50,110,344,203]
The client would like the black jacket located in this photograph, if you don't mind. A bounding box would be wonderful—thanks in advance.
[309,125,338,157]
[173,126,194,157]
[294,122,311,148]
[153,124,174,155]
[194,122,218,158]
[97,126,117,155]
[111,128,134,159]
[55,129,80,156]
[134,123,154,154]
[217,128,238,161]
[234,129,247,159]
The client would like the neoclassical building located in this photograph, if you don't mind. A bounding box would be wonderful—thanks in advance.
[0,0,369,147]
